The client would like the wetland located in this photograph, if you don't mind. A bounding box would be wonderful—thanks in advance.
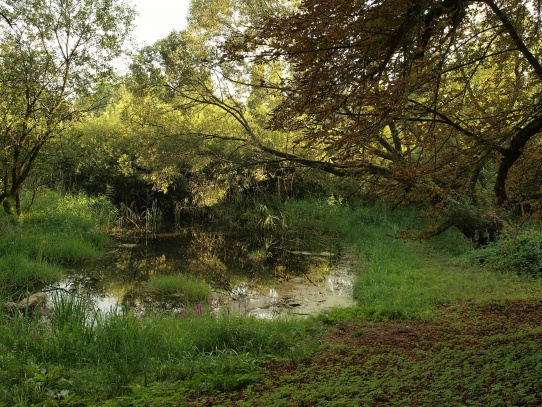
[50,227,356,318]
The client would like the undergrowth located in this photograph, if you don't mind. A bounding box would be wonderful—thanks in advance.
[474,232,542,277]
[2,197,542,406]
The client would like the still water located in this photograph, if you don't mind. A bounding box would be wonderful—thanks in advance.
[55,228,356,319]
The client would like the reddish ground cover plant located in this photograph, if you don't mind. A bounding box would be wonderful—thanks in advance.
[185,299,542,406]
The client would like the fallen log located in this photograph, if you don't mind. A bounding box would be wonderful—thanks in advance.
[3,292,47,314]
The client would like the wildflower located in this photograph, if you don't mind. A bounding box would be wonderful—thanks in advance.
[30,331,35,340]
[39,307,45,315]
[66,315,71,322]
[195,303,203,316]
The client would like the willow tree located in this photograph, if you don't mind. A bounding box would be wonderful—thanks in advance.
[226,0,542,242]
[0,0,134,215]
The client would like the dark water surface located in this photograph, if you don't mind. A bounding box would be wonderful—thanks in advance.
[55,228,356,318]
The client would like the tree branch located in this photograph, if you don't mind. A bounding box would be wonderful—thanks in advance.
[481,0,542,81]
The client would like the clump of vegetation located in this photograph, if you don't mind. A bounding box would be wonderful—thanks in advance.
[0,293,311,405]
[148,274,211,303]
[0,253,62,288]
[474,232,542,277]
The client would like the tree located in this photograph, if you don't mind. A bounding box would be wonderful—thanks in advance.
[0,0,134,215]
[128,0,356,208]
[227,0,542,242]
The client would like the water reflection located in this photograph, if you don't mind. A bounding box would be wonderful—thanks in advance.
[59,228,356,318]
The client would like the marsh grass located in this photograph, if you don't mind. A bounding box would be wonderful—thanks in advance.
[148,274,211,303]
[280,199,542,321]
[0,253,62,288]
[2,198,542,406]
[40,236,102,263]
[144,199,162,238]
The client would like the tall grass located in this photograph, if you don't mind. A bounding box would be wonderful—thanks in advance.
[0,189,115,289]
[2,197,541,406]
[0,295,311,405]
[0,253,62,288]
[148,274,211,303]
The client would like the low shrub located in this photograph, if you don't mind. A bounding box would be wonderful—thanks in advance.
[475,232,542,277]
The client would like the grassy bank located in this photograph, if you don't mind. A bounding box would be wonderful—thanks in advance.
[0,295,312,405]
[1,198,542,406]
[279,199,538,321]
[0,190,114,290]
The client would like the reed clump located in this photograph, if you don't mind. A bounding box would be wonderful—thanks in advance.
[148,274,211,303]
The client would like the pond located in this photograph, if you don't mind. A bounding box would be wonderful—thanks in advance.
[51,228,357,319]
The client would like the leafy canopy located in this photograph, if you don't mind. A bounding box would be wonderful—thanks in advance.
[227,0,542,218]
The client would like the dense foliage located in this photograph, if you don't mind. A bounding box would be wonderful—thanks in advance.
[224,0,542,241]
[0,0,541,244]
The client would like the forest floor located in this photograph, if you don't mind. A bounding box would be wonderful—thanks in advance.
[179,298,542,406]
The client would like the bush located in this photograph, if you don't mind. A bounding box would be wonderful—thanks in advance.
[475,232,542,277]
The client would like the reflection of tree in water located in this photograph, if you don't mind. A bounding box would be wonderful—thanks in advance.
[61,228,339,312]
[113,251,173,280]
[182,229,321,290]
[92,251,169,309]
